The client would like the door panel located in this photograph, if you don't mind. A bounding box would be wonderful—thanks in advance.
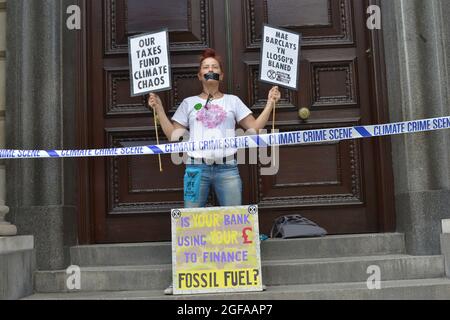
[230,0,378,234]
[82,0,394,243]
[88,0,228,242]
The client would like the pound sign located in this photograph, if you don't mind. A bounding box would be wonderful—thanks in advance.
[242,227,253,244]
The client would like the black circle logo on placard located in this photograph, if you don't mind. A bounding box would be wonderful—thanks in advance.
[171,209,181,219]
[248,205,257,215]
[267,69,277,80]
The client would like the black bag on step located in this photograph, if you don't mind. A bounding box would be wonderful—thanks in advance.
[270,215,327,239]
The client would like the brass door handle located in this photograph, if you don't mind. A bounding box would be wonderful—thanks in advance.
[298,107,311,120]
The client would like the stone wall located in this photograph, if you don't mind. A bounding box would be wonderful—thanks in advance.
[3,0,450,275]
[0,1,5,136]
[382,0,450,254]
[0,236,35,300]
[6,0,78,270]
[0,0,16,237]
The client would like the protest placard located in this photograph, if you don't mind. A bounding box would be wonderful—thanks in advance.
[171,205,262,295]
[128,29,171,96]
[260,25,301,90]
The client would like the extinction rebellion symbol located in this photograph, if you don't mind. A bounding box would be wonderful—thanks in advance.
[171,209,181,219]
[248,205,257,215]
[267,69,277,80]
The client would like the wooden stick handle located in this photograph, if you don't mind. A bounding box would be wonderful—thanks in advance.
[272,101,276,132]
[272,101,277,167]
[154,113,163,172]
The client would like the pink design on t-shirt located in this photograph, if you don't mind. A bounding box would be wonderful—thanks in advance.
[196,103,227,128]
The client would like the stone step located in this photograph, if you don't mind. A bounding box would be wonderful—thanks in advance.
[25,278,450,300]
[262,254,444,286]
[70,233,405,267]
[34,254,444,293]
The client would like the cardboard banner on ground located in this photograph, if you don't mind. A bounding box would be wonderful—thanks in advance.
[128,29,172,96]
[260,25,301,90]
[171,205,262,295]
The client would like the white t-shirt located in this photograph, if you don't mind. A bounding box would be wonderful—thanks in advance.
[172,94,252,159]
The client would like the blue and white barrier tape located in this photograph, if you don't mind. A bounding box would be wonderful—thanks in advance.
[1,116,449,160]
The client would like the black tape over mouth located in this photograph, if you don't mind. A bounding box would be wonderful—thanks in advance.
[204,72,220,81]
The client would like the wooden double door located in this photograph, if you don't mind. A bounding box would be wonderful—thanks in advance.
[79,0,395,243]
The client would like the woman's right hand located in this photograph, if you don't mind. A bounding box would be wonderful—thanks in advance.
[148,93,163,113]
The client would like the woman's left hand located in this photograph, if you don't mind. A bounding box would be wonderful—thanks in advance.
[268,86,281,105]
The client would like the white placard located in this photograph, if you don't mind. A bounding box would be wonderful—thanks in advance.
[260,25,301,90]
[128,29,171,96]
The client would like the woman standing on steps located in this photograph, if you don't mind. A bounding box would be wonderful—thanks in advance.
[149,48,278,295]
[148,48,280,210]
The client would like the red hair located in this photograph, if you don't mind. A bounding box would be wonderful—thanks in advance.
[199,48,223,71]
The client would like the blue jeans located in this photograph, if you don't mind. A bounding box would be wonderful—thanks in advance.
[184,160,243,208]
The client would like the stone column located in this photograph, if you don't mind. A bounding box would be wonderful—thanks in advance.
[6,0,78,269]
[441,220,450,277]
[382,0,450,255]
[0,166,17,236]
[0,0,16,236]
